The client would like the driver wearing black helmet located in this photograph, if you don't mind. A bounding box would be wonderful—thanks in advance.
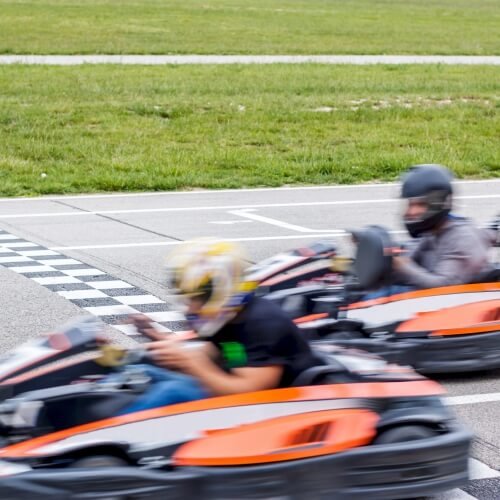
[392,164,493,289]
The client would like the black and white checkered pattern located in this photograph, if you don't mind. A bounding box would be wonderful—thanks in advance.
[0,230,188,341]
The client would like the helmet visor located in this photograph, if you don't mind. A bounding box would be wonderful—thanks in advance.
[400,196,429,226]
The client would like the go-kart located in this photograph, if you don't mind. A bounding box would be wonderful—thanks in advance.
[0,318,471,499]
[249,225,500,374]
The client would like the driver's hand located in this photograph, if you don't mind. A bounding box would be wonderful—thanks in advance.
[145,337,203,374]
[393,255,411,271]
[127,314,168,341]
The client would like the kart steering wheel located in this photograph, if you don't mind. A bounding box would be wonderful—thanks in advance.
[351,225,395,289]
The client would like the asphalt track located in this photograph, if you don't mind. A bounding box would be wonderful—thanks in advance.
[1,180,499,499]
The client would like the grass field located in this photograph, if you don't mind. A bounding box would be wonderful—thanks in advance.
[0,65,498,196]
[0,0,499,55]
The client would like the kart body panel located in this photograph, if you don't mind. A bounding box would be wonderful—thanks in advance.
[0,378,470,500]
[255,240,500,373]
[0,426,470,500]
[0,320,471,499]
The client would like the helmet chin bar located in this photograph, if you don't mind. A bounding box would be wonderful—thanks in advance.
[404,191,452,238]
[405,209,451,238]
[186,311,237,338]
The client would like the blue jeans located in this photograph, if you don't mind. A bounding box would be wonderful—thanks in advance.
[106,364,208,415]
[363,285,415,301]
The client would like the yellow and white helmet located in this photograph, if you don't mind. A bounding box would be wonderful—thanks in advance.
[166,240,257,337]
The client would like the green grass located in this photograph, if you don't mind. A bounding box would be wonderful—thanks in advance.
[0,65,498,196]
[0,0,499,55]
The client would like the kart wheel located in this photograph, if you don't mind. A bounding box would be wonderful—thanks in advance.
[70,454,128,468]
[374,425,436,445]
[70,455,130,500]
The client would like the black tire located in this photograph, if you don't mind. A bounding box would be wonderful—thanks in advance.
[70,454,128,468]
[69,455,130,500]
[374,425,436,445]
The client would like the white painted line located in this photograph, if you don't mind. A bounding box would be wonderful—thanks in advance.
[230,209,345,233]
[113,295,165,306]
[45,258,82,266]
[1,194,498,220]
[147,311,186,322]
[0,242,39,248]
[0,256,33,263]
[231,209,317,233]
[33,276,82,285]
[446,392,500,406]
[0,247,15,253]
[49,233,346,250]
[0,211,93,219]
[433,489,476,500]
[86,280,134,290]
[18,250,60,257]
[57,289,108,300]
[0,201,396,219]
[48,231,412,251]
[61,268,106,277]
[10,265,55,273]
[0,234,20,240]
[0,178,497,203]
[209,220,254,225]
[469,458,500,479]
[1,55,500,65]
[84,305,138,316]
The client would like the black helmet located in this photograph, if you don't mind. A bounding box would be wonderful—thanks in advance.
[400,164,453,238]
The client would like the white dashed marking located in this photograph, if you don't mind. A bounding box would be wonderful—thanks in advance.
[86,280,134,290]
[61,268,106,277]
[113,295,165,305]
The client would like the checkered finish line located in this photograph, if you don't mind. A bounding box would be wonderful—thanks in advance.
[0,230,188,340]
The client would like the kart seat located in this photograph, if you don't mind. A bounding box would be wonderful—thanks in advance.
[351,225,394,289]
[290,352,346,387]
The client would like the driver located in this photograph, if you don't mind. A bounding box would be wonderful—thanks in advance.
[118,240,317,414]
[393,164,493,289]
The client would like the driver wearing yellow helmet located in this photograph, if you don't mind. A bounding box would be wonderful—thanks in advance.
[122,240,317,414]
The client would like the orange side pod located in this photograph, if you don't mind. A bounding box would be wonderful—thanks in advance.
[173,408,379,466]
[396,299,500,337]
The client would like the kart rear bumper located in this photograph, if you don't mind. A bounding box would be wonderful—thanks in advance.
[0,425,471,499]
[329,329,500,374]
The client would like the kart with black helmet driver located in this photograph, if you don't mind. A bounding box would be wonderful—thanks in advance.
[249,165,499,373]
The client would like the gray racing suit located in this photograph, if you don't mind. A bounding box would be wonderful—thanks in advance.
[396,217,493,289]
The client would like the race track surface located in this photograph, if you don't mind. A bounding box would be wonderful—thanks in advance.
[1,179,499,499]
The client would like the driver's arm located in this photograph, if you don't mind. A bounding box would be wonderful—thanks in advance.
[189,361,283,396]
[146,338,283,396]
[394,228,486,288]
[394,254,467,288]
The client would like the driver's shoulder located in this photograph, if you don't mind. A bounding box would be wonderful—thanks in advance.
[441,217,482,239]
[244,296,289,321]
[436,217,486,253]
[242,298,297,337]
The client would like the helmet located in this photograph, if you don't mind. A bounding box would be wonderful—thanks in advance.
[400,164,454,237]
[166,240,257,337]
